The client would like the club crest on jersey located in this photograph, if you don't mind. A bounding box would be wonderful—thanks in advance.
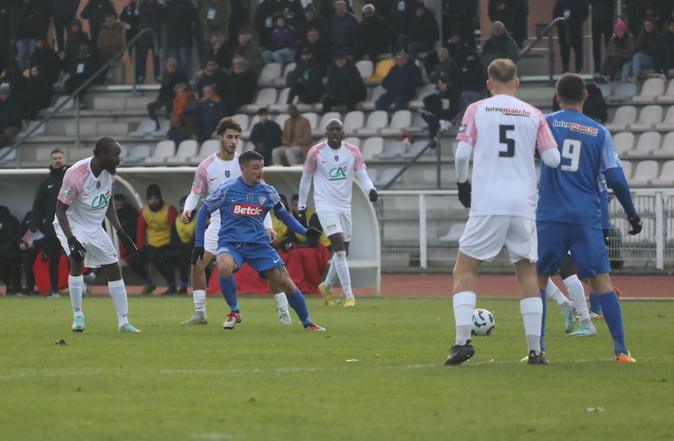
[334,155,339,162]
[328,166,348,181]
[232,203,262,216]
[225,170,230,178]
[96,181,101,189]
[63,189,72,198]
[246,193,254,201]
[258,195,267,205]
[458,124,466,133]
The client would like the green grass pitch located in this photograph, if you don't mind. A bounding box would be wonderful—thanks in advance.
[1,295,673,441]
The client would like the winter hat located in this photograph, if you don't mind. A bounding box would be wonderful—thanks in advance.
[613,21,628,34]
[146,184,162,200]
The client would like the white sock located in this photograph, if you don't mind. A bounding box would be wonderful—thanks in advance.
[324,256,339,288]
[334,251,353,300]
[69,275,84,316]
[520,297,543,354]
[545,279,572,307]
[563,275,592,327]
[453,291,476,345]
[193,289,206,313]
[273,292,289,312]
[108,279,129,328]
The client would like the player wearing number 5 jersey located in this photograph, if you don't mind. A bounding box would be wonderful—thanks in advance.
[445,59,561,366]
[537,74,640,363]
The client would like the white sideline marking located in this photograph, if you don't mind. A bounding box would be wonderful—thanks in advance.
[0,357,652,382]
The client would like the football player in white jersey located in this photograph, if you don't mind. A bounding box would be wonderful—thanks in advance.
[298,119,378,307]
[445,59,561,365]
[53,137,141,333]
[180,117,291,326]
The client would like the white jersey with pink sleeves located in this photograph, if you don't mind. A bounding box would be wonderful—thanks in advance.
[54,157,115,233]
[304,141,367,213]
[457,94,557,219]
[191,152,242,229]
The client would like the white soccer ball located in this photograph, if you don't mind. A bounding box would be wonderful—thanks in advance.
[471,308,496,336]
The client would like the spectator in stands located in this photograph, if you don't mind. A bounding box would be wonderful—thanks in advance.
[63,19,90,73]
[29,39,60,85]
[423,76,460,135]
[224,55,257,115]
[297,5,326,41]
[0,205,21,295]
[323,51,366,112]
[134,0,164,84]
[375,51,422,111]
[0,83,23,148]
[170,195,194,295]
[234,30,263,76]
[458,51,485,105]
[482,21,519,68]
[590,0,615,75]
[655,18,674,78]
[52,0,80,53]
[120,0,141,58]
[147,58,188,131]
[447,32,474,68]
[96,13,125,82]
[621,17,661,82]
[396,3,440,61]
[254,0,278,47]
[250,107,282,166]
[23,67,53,120]
[330,1,358,56]
[113,193,138,261]
[355,4,390,62]
[445,0,478,45]
[17,211,37,295]
[0,6,10,74]
[274,0,304,29]
[272,104,312,165]
[426,47,460,84]
[168,83,199,144]
[196,58,227,98]
[286,47,324,105]
[81,0,117,44]
[29,148,67,298]
[197,84,225,143]
[601,21,635,80]
[261,14,297,65]
[164,0,197,78]
[11,0,50,71]
[553,0,589,73]
[198,0,231,64]
[226,0,249,44]
[205,33,229,69]
[128,184,180,295]
[384,0,414,49]
[64,40,97,96]
[301,27,329,69]
[488,0,528,48]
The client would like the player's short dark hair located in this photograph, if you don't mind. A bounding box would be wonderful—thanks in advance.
[93,137,119,156]
[292,194,299,202]
[50,148,64,156]
[487,58,517,83]
[257,107,269,116]
[556,74,586,104]
[239,150,263,165]
[216,117,242,136]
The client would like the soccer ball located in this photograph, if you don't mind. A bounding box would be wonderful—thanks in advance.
[471,308,496,336]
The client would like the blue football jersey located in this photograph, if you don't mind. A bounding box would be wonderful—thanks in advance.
[537,110,619,227]
[202,177,281,244]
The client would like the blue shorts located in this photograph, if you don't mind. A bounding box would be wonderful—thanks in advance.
[217,242,284,274]
[537,221,610,279]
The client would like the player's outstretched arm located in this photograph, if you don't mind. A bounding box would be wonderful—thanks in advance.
[455,141,473,208]
[194,205,210,248]
[182,191,201,223]
[273,203,315,237]
[604,167,642,234]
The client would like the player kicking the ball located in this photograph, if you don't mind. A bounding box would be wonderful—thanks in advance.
[298,119,378,307]
[444,59,560,366]
[537,74,639,363]
[193,150,325,331]
[181,117,292,326]
[54,137,141,333]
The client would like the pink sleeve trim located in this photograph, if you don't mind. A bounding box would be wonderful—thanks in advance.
[456,101,481,145]
[535,110,558,152]
[192,155,215,195]
[303,142,324,173]
[345,143,366,171]
[57,163,88,204]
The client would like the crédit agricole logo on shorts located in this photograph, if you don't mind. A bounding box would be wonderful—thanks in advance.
[91,191,111,209]
[328,166,348,181]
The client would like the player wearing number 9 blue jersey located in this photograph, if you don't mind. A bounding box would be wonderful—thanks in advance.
[536,74,639,363]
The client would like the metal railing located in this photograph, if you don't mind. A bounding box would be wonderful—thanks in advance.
[0,28,158,167]
[376,189,674,272]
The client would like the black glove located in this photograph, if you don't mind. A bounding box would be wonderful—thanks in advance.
[628,214,642,235]
[306,226,322,239]
[68,236,86,262]
[298,209,307,226]
[603,228,610,246]
[369,189,378,202]
[191,246,204,265]
[117,229,137,252]
[457,181,471,208]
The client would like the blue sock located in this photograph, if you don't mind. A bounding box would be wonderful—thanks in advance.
[540,288,547,353]
[219,277,239,312]
[598,291,627,355]
[286,288,311,326]
[589,293,602,314]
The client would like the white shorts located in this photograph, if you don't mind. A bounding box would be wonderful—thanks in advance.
[459,215,537,263]
[317,211,352,241]
[204,221,219,255]
[54,222,118,268]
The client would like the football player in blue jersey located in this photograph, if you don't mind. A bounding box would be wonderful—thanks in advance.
[537,74,642,363]
[192,150,326,332]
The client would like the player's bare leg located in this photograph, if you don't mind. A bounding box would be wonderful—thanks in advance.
[445,251,481,365]
[264,266,325,331]
[182,251,214,325]
[587,273,634,362]
[514,259,546,364]
[322,235,354,307]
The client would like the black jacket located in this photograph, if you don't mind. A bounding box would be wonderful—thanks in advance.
[589,0,614,21]
[164,0,196,49]
[287,58,324,94]
[0,96,23,130]
[408,7,440,49]
[11,0,50,40]
[250,120,283,153]
[30,165,68,235]
[382,62,422,97]
[81,0,117,38]
[553,0,589,34]
[137,0,164,47]
[325,62,366,102]
[52,0,80,22]
[224,70,257,114]
[29,47,60,84]
[120,1,141,43]
[355,13,390,58]
[0,206,20,256]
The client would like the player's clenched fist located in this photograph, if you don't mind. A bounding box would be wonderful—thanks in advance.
[628,214,642,235]
[369,189,378,202]
[68,236,87,262]
[181,210,192,224]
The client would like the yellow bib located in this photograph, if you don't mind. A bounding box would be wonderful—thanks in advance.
[143,204,171,247]
[175,217,196,244]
